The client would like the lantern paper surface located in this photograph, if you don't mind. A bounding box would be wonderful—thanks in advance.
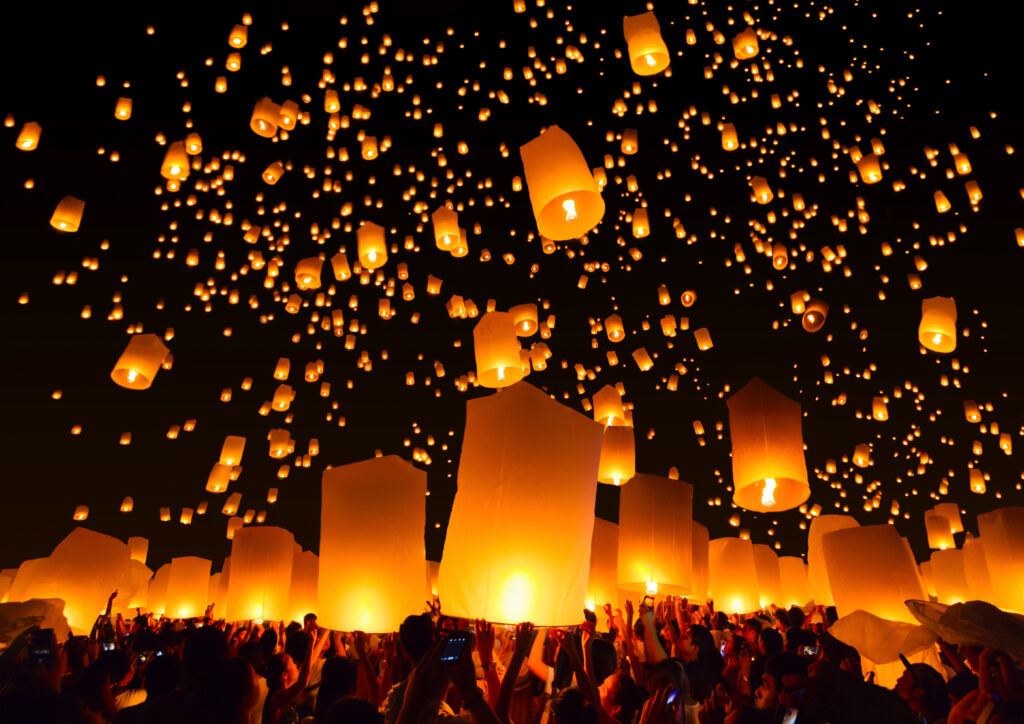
[961,537,995,604]
[147,563,172,616]
[779,556,812,608]
[225,526,295,621]
[165,556,211,619]
[111,334,169,390]
[930,550,969,605]
[977,507,1024,612]
[622,12,670,75]
[439,381,603,624]
[319,456,426,632]
[586,518,619,616]
[931,503,963,534]
[727,378,809,512]
[753,544,782,608]
[691,522,710,603]
[288,549,319,624]
[925,514,955,550]
[807,514,859,606]
[919,296,957,353]
[708,538,759,614]
[618,474,694,594]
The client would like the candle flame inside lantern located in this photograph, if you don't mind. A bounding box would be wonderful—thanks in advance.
[127,369,138,383]
[762,477,777,507]
[562,198,577,222]
[645,53,656,66]
[646,581,658,595]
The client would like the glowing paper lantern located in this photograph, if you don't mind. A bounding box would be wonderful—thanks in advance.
[977,507,1024,612]
[753,544,783,608]
[250,97,280,137]
[268,429,295,458]
[288,550,319,624]
[431,205,460,250]
[114,97,133,120]
[807,514,859,606]
[262,161,285,185]
[439,381,603,624]
[732,28,759,59]
[509,303,539,336]
[919,297,957,353]
[597,424,635,486]
[778,557,812,608]
[750,176,773,204]
[618,474,694,595]
[73,505,89,521]
[225,526,295,621]
[160,141,189,180]
[111,334,169,390]
[726,378,809,513]
[319,456,425,632]
[357,221,387,270]
[622,11,670,75]
[473,311,525,388]
[165,557,211,619]
[822,524,926,623]
[50,195,85,232]
[691,523,710,603]
[708,538,759,614]
[802,299,829,332]
[592,385,626,427]
[207,463,232,493]
[112,560,153,614]
[586,518,618,615]
[146,563,171,616]
[220,436,246,466]
[930,550,969,605]
[519,125,605,240]
[925,514,955,550]
[857,154,882,183]
[961,537,995,604]
[127,537,148,564]
[721,123,738,150]
[16,122,41,151]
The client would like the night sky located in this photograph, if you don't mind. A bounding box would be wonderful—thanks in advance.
[1,0,1022,575]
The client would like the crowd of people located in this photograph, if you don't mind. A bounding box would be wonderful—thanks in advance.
[0,592,1021,724]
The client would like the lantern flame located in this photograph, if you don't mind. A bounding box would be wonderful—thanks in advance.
[367,250,377,263]
[612,472,620,486]
[933,333,943,345]
[127,369,138,383]
[644,53,656,66]
[497,365,505,381]
[762,477,777,507]
[646,581,658,595]
[562,198,577,222]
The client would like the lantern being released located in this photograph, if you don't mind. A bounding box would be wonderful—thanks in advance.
[919,296,957,353]
[586,518,619,615]
[289,550,319,625]
[520,125,605,240]
[726,378,809,513]
[473,311,525,388]
[439,382,603,624]
[977,507,1024,612]
[111,334,170,390]
[165,556,211,619]
[807,514,859,606]
[618,474,694,595]
[778,556,813,608]
[708,538,759,614]
[622,12,670,75]
[224,526,295,621]
[753,544,783,609]
[319,456,426,633]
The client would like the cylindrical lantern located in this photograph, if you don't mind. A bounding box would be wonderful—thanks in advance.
[319,456,426,632]
[750,176,773,204]
[50,195,85,232]
[919,297,957,353]
[618,474,694,595]
[586,518,619,615]
[225,526,295,621]
[288,550,319,625]
[808,514,859,606]
[519,125,605,240]
[753,544,782,609]
[726,377,809,512]
[822,524,925,623]
[268,429,295,458]
[721,123,738,151]
[473,311,525,388]
[509,303,539,336]
[147,563,172,616]
[220,436,246,466]
[432,205,460,250]
[622,11,670,75]
[263,161,286,184]
[207,463,232,493]
[930,550,969,605]
[691,523,710,602]
[165,557,212,619]
[931,503,963,534]
[708,538,759,614]
[857,154,882,183]
[961,536,995,604]
[250,98,280,137]
[114,97,133,120]
[732,28,759,59]
[16,122,42,151]
[778,556,812,608]
[592,385,626,427]
[802,299,829,332]
[439,381,603,624]
[597,424,635,486]
[160,141,189,180]
[604,314,625,342]
[357,221,387,270]
[977,507,1024,612]
[127,537,148,564]
[631,207,649,237]
[925,514,955,550]
[111,334,169,390]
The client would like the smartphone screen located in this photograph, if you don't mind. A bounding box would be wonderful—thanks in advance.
[781,708,798,724]
[440,632,469,663]
[29,628,54,666]
[103,642,116,651]
[666,689,679,706]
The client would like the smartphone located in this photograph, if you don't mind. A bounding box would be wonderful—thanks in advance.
[29,628,54,667]
[103,641,116,652]
[642,595,655,608]
[780,708,798,724]
[440,632,470,664]
[799,644,819,658]
[720,641,728,655]
[666,689,679,706]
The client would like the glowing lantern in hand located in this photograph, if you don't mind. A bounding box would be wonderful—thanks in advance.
[473,311,524,388]
[111,334,169,390]
[439,382,603,624]
[225,526,295,621]
[618,474,694,595]
[622,12,670,75]
[320,456,426,632]
[919,296,957,353]
[727,378,809,512]
[165,557,211,619]
[708,538,759,614]
[357,221,387,270]
[289,550,319,625]
[520,125,605,240]
[808,515,858,606]
[50,196,85,232]
[930,550,969,604]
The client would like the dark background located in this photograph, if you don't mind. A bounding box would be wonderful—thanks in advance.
[1,0,1021,573]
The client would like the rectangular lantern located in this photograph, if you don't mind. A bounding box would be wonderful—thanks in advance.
[165,557,212,619]
[807,514,859,606]
[586,518,619,616]
[147,563,172,616]
[439,381,603,624]
[977,507,1024,612]
[929,550,969,605]
[779,557,812,608]
[618,474,694,595]
[691,522,710,602]
[708,538,759,614]
[225,526,295,622]
[753,544,783,608]
[288,549,319,625]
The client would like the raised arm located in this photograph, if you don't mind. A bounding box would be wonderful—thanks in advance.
[353,630,382,706]
[474,619,501,708]
[495,622,536,724]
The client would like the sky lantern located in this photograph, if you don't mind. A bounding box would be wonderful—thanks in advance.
[146,563,171,617]
[750,176,773,204]
[184,132,202,154]
[473,311,524,388]
[708,538,759,614]
[857,154,882,183]
[110,334,170,390]
[732,27,759,59]
[802,299,829,332]
[807,514,859,606]
[73,505,89,521]
[431,204,460,250]
[604,314,625,342]
[319,456,426,632]
[289,549,319,625]
[225,526,295,621]
[519,125,605,240]
[219,435,246,466]
[721,123,738,150]
[127,537,148,564]
[165,556,211,619]
[822,524,926,623]
[294,257,322,290]
[439,381,603,624]
[262,161,285,184]
[929,549,969,604]
[778,556,812,608]
[228,23,248,47]
[357,221,387,270]
[961,536,995,603]
[114,97,133,120]
[510,303,538,336]
[753,544,783,608]
[586,518,618,616]
[49,195,85,232]
[691,523,710,602]
[631,207,649,237]
[592,384,626,427]
[598,423,635,486]
[206,463,232,493]
[621,129,638,155]
[250,97,280,137]
[622,11,670,75]
[15,121,41,150]
[919,296,957,353]
[619,474,694,595]
[727,377,809,513]
[977,507,1024,612]
[924,513,955,550]
[160,141,189,180]
[930,502,963,533]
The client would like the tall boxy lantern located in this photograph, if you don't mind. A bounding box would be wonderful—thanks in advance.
[808,515,859,605]
[586,519,619,615]
[50,195,85,232]
[165,557,211,619]
[779,557,812,608]
[319,456,425,632]
[708,538,759,614]
[931,503,963,534]
[691,523,710,603]
[357,221,387,270]
[753,544,783,608]
[622,12,670,75]
[439,382,603,624]
[474,311,525,388]
[147,563,172,616]
[225,526,295,621]
[822,524,925,623]
[618,475,694,595]
[289,549,319,624]
[727,378,809,512]
[520,125,605,240]
[977,507,1024,612]
[597,424,635,486]
[111,334,169,390]
[919,297,957,353]
[432,205,460,250]
[925,514,955,550]
[930,550,969,604]
[961,537,995,604]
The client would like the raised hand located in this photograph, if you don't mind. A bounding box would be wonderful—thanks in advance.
[514,622,537,658]
[353,630,369,659]
[474,619,495,665]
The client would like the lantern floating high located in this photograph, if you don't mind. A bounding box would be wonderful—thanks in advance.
[473,311,524,388]
[50,195,85,232]
[597,423,635,486]
[432,205,460,250]
[919,296,957,353]
[622,11,670,75]
[510,303,539,336]
[111,334,170,390]
[250,98,280,137]
[357,221,387,270]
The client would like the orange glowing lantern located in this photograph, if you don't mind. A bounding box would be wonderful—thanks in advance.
[732,28,759,59]
[160,141,189,180]
[753,544,783,608]
[50,195,85,232]
[473,311,525,388]
[977,507,1024,612]
[225,526,295,621]
[925,514,955,550]
[431,205,460,250]
[597,423,635,486]
[250,98,280,137]
[165,557,211,619]
[919,297,957,353]
[586,518,619,616]
[357,221,387,270]
[622,11,670,75]
[802,299,829,332]
[808,515,859,606]
[618,474,694,595]
[111,334,170,390]
[288,550,319,625]
[708,538,759,614]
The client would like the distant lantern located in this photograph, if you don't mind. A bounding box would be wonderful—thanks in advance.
[925,514,955,550]
[114,97,133,120]
[73,505,89,521]
[16,122,41,151]
[473,311,525,388]
[872,396,889,421]
[708,538,759,614]
[622,11,670,75]
[431,205,460,250]
[853,443,872,467]
[165,557,211,619]
[50,195,85,232]
[228,23,248,47]
[160,141,190,180]
[822,524,925,623]
[977,507,1024,612]
[802,299,829,332]
[586,518,618,617]
[605,314,625,342]
[807,514,859,606]
[288,550,319,624]
[931,502,963,534]
[597,423,635,486]
[750,176,773,204]
[778,556,812,608]
[357,221,387,270]
[262,161,285,184]
[930,550,969,605]
[753,545,783,609]
[184,132,203,154]
[727,378,809,513]
[509,303,539,336]
[592,384,626,427]
[857,154,882,183]
[721,123,738,150]
[772,243,788,270]
[361,136,378,160]
[225,526,295,621]
[919,296,957,353]
[934,190,951,213]
[519,125,605,240]
[969,468,986,494]
[618,474,694,595]
[111,334,170,390]
[220,435,246,466]
[294,257,323,290]
[631,207,649,237]
[250,98,280,137]
[439,382,603,624]
[319,456,426,632]
[732,27,759,59]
